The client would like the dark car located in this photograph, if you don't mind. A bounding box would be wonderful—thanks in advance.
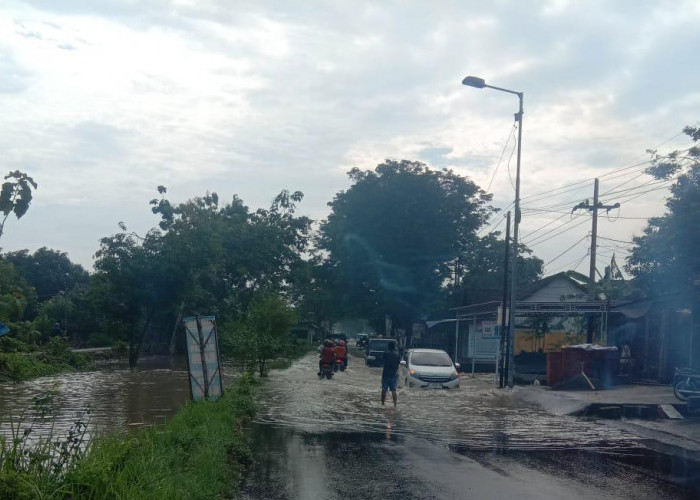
[356,334,369,348]
[365,338,394,367]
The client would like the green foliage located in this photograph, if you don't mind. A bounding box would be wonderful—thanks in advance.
[0,171,37,240]
[220,292,298,376]
[92,187,311,366]
[444,232,543,308]
[627,125,700,301]
[2,248,88,302]
[0,337,89,382]
[0,375,257,499]
[0,260,37,323]
[318,159,493,331]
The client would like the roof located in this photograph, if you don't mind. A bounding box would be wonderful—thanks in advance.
[517,271,588,299]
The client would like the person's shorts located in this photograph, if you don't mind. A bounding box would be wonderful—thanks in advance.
[381,373,398,392]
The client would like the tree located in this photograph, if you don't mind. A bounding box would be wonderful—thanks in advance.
[627,125,700,365]
[3,247,89,301]
[627,125,700,296]
[319,159,493,332]
[219,292,297,376]
[0,171,37,240]
[93,229,183,366]
[93,187,311,366]
[445,232,543,308]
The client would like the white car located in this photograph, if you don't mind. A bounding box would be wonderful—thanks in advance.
[400,348,460,389]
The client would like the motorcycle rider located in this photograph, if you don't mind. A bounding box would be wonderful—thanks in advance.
[319,340,336,375]
[334,340,348,369]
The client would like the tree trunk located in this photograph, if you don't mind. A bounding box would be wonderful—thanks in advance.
[168,302,184,355]
[129,310,154,368]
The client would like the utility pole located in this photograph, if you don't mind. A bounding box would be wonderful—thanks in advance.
[572,178,620,343]
[499,212,511,389]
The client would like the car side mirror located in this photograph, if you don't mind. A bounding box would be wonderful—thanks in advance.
[455,363,461,370]
[400,360,407,366]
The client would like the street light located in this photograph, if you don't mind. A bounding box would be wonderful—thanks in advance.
[462,75,524,388]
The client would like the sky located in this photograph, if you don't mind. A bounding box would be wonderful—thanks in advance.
[0,0,698,274]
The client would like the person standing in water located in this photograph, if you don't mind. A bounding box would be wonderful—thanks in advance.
[381,340,400,407]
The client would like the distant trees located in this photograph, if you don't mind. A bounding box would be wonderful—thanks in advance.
[444,232,543,307]
[3,247,88,300]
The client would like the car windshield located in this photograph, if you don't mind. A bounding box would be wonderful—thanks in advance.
[368,340,391,351]
[411,352,452,367]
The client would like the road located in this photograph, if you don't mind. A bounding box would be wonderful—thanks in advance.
[241,352,698,499]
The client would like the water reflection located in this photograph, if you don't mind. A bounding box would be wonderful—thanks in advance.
[0,356,191,440]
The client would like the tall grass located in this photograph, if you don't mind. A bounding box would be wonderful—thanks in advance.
[0,375,257,499]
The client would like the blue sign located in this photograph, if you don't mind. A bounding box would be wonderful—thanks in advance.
[0,323,9,337]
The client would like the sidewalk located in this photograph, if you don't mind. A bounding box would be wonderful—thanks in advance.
[513,384,700,455]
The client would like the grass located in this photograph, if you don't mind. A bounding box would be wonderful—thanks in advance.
[0,338,91,383]
[0,374,257,499]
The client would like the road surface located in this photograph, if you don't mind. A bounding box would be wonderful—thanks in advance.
[241,352,698,499]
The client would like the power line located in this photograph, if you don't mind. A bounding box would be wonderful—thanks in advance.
[526,218,590,248]
[543,234,589,267]
[522,207,652,220]
[597,235,634,245]
[547,251,589,274]
[505,133,517,190]
[486,123,517,192]
[602,180,675,205]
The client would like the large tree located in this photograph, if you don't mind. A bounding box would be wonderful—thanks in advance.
[93,187,311,365]
[627,125,700,294]
[318,159,493,332]
[627,125,700,365]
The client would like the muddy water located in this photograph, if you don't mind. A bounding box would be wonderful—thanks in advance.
[0,357,193,440]
[256,352,640,452]
[245,352,699,499]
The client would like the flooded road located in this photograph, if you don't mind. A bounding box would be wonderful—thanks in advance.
[243,352,698,499]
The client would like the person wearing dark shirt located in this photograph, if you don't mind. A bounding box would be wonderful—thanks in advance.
[381,341,400,407]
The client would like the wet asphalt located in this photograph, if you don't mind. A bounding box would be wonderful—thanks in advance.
[241,351,699,499]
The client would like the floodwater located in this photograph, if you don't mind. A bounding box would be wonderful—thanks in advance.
[0,356,193,440]
[243,352,700,499]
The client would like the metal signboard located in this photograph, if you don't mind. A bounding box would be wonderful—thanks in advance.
[183,315,224,402]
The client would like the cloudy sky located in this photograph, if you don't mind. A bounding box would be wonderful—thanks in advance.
[0,0,698,274]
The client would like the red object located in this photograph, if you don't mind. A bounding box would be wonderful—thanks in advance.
[547,347,620,386]
[321,346,335,364]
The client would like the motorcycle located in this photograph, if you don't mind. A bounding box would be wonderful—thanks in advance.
[336,358,346,372]
[673,367,700,401]
[319,363,334,380]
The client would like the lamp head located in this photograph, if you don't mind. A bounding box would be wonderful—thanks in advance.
[462,76,486,88]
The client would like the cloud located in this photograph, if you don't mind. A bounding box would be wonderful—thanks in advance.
[0,0,697,272]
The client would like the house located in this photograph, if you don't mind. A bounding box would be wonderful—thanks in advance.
[414,271,603,368]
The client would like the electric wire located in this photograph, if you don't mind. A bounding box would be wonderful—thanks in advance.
[486,123,517,192]
[543,234,590,267]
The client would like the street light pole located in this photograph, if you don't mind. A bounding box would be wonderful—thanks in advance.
[462,76,524,388]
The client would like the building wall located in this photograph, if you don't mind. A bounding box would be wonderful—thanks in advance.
[513,329,585,355]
